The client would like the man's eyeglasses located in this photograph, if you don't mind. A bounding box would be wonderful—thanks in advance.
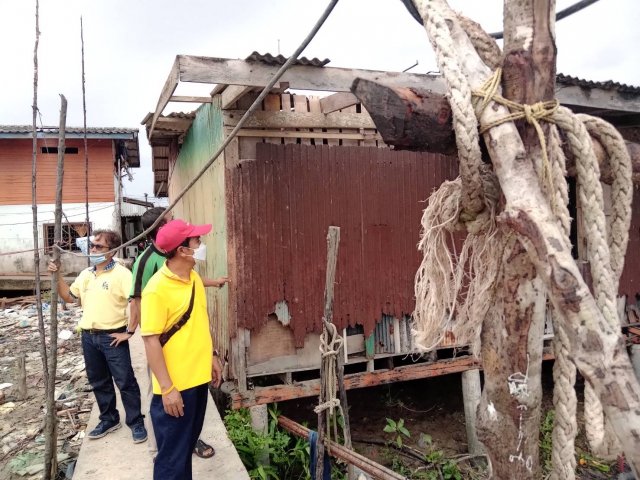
[90,243,109,251]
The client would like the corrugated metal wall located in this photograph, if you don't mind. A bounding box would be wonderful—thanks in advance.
[230,143,458,346]
[618,186,640,299]
[167,98,230,356]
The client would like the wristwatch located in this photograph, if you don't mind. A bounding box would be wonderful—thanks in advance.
[126,329,135,335]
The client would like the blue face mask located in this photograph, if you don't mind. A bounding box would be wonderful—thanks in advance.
[89,255,107,265]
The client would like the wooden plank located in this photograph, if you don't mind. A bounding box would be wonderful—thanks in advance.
[346,333,366,355]
[221,85,255,110]
[341,105,359,146]
[233,353,555,408]
[280,94,296,145]
[175,55,640,113]
[308,96,323,144]
[223,110,377,129]
[293,95,311,145]
[169,96,212,103]
[320,92,359,114]
[232,328,248,393]
[178,55,445,94]
[210,84,227,96]
[149,57,180,137]
[263,95,281,145]
[236,130,382,140]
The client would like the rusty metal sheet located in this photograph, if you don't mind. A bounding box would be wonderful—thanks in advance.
[619,186,640,299]
[232,143,458,345]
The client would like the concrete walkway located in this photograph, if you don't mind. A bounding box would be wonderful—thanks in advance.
[73,334,249,480]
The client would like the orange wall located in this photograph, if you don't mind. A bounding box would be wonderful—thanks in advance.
[0,138,115,205]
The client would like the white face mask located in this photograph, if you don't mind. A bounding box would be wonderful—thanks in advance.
[185,243,207,262]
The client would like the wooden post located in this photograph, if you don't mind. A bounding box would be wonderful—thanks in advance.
[80,16,91,267]
[316,226,340,480]
[44,94,67,480]
[31,0,50,409]
[461,369,483,456]
[17,355,27,401]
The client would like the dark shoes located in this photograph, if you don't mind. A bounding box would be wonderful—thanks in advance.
[88,421,122,440]
[132,424,148,444]
[87,421,147,444]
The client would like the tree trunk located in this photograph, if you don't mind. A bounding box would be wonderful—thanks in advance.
[477,239,546,478]
[414,0,640,476]
[351,79,640,186]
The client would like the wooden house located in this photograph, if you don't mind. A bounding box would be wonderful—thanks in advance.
[143,53,640,410]
[0,126,140,278]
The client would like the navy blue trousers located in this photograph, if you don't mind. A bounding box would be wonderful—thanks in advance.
[151,383,208,480]
[81,332,144,428]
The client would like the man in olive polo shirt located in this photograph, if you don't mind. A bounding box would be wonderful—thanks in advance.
[50,229,147,443]
[141,220,223,480]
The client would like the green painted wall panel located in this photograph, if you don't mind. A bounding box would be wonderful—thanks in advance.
[168,98,229,356]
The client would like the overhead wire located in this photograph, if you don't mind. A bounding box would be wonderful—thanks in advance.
[55,0,341,259]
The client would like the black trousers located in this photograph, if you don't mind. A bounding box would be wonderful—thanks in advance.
[151,383,208,480]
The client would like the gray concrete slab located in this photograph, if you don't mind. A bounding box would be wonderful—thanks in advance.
[73,334,249,480]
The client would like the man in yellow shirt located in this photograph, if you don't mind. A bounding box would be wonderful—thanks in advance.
[141,220,222,480]
[50,229,146,444]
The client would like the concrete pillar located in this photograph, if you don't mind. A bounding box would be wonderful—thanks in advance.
[461,369,484,455]
[250,404,270,465]
[631,345,640,381]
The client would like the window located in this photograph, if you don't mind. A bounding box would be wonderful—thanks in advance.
[44,223,89,252]
[41,147,79,154]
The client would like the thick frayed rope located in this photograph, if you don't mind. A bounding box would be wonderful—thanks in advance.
[413,168,501,356]
[314,320,344,454]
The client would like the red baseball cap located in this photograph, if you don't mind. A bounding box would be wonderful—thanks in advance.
[156,219,212,251]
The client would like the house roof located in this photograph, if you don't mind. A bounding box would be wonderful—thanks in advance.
[0,125,139,136]
[556,74,640,95]
[0,125,141,168]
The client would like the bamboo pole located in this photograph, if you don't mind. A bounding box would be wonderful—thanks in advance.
[80,16,91,266]
[279,416,405,480]
[316,226,340,480]
[30,0,49,408]
[44,95,67,480]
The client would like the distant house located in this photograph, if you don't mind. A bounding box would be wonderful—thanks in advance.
[0,125,140,276]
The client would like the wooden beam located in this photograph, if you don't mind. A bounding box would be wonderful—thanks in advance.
[235,130,382,141]
[352,79,640,185]
[352,78,456,154]
[149,57,180,138]
[177,55,446,95]
[234,356,480,408]
[223,110,377,129]
[221,85,254,110]
[174,55,640,113]
[320,92,359,113]
[169,96,212,103]
[210,84,227,96]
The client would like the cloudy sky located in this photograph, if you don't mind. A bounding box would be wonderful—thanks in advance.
[1,0,637,203]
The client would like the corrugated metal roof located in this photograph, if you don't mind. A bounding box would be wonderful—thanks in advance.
[0,125,139,135]
[120,201,149,217]
[556,74,640,95]
[245,51,330,67]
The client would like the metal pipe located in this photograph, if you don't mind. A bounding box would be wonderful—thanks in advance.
[278,416,406,480]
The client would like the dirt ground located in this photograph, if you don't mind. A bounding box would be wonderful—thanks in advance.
[279,361,630,479]
[0,297,93,479]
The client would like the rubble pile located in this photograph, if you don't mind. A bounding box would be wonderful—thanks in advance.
[0,300,93,479]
